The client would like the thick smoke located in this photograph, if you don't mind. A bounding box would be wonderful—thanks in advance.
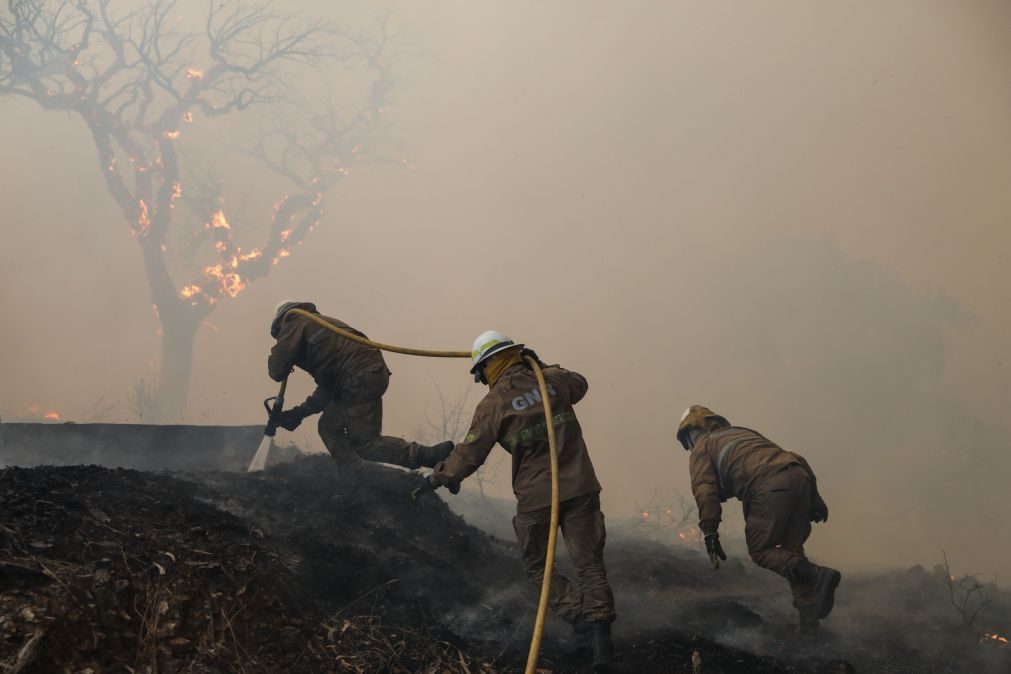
[1,0,1009,582]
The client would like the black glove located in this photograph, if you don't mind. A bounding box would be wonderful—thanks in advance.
[410,474,460,501]
[810,497,829,523]
[704,533,727,568]
[521,348,547,369]
[410,474,443,501]
[275,409,304,432]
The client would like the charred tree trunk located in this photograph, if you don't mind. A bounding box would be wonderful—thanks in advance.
[154,308,202,422]
[144,242,209,423]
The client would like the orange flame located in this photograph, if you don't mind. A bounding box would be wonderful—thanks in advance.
[208,210,230,230]
[180,284,202,299]
[186,68,204,80]
[43,411,61,422]
[162,130,181,140]
[136,199,151,235]
[107,157,117,173]
[982,633,1010,646]
[170,182,182,202]
[641,511,650,521]
[182,111,194,123]
[202,264,245,298]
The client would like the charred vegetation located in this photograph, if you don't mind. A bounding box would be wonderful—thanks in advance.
[0,455,1008,672]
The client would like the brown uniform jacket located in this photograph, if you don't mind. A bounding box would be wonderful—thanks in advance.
[267,312,388,412]
[433,363,602,513]
[689,427,821,534]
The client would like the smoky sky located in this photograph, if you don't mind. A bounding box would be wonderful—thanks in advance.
[1,0,1009,576]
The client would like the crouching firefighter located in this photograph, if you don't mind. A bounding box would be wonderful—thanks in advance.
[676,405,841,634]
[267,301,454,471]
[424,331,616,671]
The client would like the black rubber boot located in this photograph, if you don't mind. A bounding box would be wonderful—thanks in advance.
[793,560,842,619]
[796,606,820,636]
[589,621,613,672]
[561,616,590,655]
[414,441,454,468]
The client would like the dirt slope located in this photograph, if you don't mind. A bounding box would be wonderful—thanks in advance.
[1,457,1008,673]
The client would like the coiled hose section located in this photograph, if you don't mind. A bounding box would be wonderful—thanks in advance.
[286,309,558,673]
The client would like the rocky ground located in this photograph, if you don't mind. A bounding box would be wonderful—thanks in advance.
[1,455,1008,673]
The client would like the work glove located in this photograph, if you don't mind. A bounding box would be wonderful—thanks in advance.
[410,474,437,501]
[810,496,829,523]
[704,533,727,569]
[410,474,460,502]
[275,409,304,432]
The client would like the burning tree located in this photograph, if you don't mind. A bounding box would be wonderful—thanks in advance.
[0,0,391,420]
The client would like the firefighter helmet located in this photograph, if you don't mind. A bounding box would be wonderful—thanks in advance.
[676,405,731,450]
[469,330,523,375]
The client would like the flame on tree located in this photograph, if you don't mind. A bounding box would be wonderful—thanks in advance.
[0,0,392,421]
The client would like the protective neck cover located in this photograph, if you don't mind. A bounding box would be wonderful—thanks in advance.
[484,350,523,387]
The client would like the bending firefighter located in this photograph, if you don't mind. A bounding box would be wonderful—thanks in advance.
[676,405,841,634]
[425,332,616,671]
[267,301,454,471]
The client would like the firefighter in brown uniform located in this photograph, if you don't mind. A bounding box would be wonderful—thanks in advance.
[267,301,454,471]
[426,331,616,671]
[676,405,841,634]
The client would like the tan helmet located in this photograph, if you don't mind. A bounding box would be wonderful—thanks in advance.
[675,405,730,450]
[270,300,316,338]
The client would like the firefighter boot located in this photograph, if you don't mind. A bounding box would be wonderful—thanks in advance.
[561,616,590,655]
[793,560,842,619]
[414,441,454,468]
[589,621,613,672]
[797,607,820,637]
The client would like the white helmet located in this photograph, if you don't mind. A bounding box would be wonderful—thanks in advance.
[469,330,523,375]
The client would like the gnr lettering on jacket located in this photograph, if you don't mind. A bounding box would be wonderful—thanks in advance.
[512,384,557,411]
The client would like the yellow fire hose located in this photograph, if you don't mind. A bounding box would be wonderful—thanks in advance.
[523,354,560,674]
[289,308,471,358]
[284,308,559,673]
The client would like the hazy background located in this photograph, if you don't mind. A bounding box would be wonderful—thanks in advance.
[1,1,1009,577]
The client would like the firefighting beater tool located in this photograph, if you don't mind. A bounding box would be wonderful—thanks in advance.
[247,377,288,472]
[267,309,561,674]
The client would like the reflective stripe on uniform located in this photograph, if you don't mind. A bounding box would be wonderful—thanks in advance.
[503,410,576,451]
[710,428,748,496]
[307,327,329,345]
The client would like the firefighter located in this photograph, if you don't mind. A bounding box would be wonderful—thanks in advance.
[425,331,616,671]
[267,300,453,471]
[676,405,841,634]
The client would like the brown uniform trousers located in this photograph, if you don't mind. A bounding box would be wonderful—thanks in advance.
[317,364,424,471]
[745,464,816,609]
[690,426,828,614]
[512,492,615,624]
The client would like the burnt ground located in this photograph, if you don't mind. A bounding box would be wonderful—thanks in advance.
[0,455,1008,673]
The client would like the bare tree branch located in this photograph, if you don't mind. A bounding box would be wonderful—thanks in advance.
[1,0,395,419]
